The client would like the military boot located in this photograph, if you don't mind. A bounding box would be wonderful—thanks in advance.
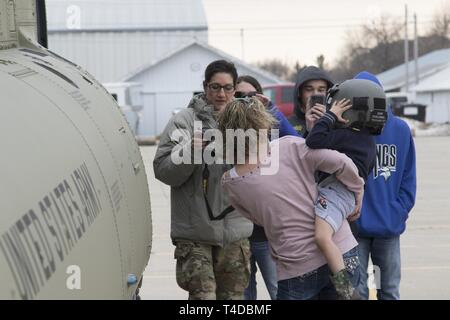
[330,269,361,300]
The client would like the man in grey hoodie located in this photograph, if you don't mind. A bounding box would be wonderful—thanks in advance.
[153,60,253,300]
[289,66,334,137]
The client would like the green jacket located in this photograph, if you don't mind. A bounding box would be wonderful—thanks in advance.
[153,94,253,246]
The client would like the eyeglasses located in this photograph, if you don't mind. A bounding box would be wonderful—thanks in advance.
[233,97,257,104]
[208,83,235,93]
[235,91,258,98]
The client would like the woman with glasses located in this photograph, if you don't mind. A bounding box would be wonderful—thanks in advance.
[153,60,253,300]
[235,75,298,300]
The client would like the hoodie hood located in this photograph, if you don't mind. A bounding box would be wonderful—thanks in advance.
[187,92,218,123]
[353,71,383,87]
[293,66,334,119]
[187,92,209,113]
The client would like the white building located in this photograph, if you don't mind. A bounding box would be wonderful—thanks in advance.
[46,0,283,135]
[377,48,450,93]
[376,48,450,123]
[411,64,450,123]
[122,41,284,136]
[46,0,208,83]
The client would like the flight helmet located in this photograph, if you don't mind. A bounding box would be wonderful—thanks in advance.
[326,79,387,135]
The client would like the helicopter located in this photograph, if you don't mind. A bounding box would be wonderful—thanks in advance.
[0,0,152,299]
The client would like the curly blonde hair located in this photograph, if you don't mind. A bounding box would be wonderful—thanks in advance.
[218,98,277,162]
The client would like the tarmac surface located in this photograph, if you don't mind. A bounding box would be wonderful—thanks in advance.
[139,136,450,300]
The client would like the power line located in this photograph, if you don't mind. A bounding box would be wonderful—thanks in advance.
[208,19,437,32]
[209,15,436,26]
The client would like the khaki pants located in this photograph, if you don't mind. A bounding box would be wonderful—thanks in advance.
[174,238,251,300]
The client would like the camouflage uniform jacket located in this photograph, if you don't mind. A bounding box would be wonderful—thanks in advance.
[153,94,253,247]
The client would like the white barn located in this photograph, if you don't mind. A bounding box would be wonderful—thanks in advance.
[46,0,208,83]
[46,0,283,136]
[122,41,284,136]
[376,49,450,123]
[377,48,450,93]
[411,64,450,123]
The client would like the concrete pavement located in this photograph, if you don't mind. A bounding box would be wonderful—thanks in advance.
[139,136,450,300]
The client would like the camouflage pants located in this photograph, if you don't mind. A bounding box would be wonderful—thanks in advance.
[174,239,251,300]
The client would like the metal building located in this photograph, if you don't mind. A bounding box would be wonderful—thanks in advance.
[123,41,284,136]
[377,48,450,92]
[45,0,284,136]
[411,64,450,123]
[46,0,208,83]
[376,48,450,123]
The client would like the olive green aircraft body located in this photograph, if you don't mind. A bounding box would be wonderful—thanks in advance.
[0,0,152,299]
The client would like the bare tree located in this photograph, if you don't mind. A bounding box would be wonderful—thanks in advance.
[428,3,450,47]
[331,15,404,81]
[362,15,403,48]
[255,58,310,82]
[430,13,449,38]
[331,4,450,82]
[256,59,292,80]
[287,60,308,82]
[316,55,325,70]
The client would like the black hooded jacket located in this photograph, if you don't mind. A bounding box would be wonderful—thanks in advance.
[288,66,334,137]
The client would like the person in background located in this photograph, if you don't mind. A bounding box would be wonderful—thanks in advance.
[234,75,298,300]
[289,66,334,137]
[353,71,417,300]
[153,60,252,300]
[236,75,299,138]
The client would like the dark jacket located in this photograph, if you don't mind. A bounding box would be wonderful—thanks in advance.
[305,111,376,182]
[288,66,334,137]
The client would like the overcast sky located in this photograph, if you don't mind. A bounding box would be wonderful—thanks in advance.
[204,0,450,67]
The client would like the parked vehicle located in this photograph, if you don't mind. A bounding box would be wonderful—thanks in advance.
[262,83,295,117]
[386,92,413,113]
[386,92,426,122]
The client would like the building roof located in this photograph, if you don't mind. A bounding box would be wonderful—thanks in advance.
[411,63,450,92]
[46,0,207,32]
[377,48,450,91]
[122,40,284,84]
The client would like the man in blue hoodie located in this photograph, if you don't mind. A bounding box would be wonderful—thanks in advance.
[353,71,417,300]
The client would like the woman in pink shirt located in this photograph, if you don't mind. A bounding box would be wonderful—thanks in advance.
[219,97,364,300]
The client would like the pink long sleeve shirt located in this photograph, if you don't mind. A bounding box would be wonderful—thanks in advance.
[222,136,364,281]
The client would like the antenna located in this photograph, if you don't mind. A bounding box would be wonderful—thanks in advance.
[240,28,244,60]
[414,13,419,85]
[404,4,409,92]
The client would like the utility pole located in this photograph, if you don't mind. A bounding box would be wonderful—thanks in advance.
[404,5,409,92]
[240,28,245,61]
[414,13,419,85]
